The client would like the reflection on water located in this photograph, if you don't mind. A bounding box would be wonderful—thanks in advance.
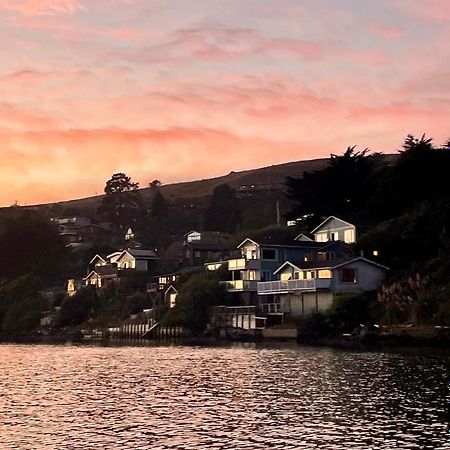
[0,343,448,449]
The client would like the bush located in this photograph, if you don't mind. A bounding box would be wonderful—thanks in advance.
[328,292,377,332]
[58,287,96,327]
[162,272,228,334]
[0,274,45,333]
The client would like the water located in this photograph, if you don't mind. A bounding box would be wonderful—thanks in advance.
[0,343,448,450]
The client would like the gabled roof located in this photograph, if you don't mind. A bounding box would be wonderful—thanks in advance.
[89,254,106,265]
[84,265,118,280]
[274,256,389,274]
[310,216,355,234]
[107,251,122,260]
[238,236,323,249]
[164,285,178,295]
[294,233,313,241]
[117,249,157,261]
[273,261,302,275]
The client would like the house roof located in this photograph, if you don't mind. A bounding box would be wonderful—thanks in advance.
[294,233,313,241]
[274,256,389,274]
[84,265,118,280]
[238,236,323,249]
[89,254,106,265]
[164,285,178,295]
[121,249,157,260]
[310,216,355,234]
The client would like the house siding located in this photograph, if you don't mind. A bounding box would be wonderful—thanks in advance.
[332,260,385,292]
[313,217,356,243]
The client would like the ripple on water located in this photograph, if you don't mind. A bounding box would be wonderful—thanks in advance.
[0,344,448,450]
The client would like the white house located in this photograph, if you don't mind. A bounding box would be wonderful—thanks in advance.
[84,266,119,288]
[164,285,178,309]
[311,216,357,244]
[115,249,157,271]
[257,257,388,318]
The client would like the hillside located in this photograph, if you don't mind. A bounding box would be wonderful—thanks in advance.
[21,156,395,211]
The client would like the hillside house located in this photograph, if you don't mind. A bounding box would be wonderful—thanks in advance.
[115,249,157,271]
[84,265,119,288]
[311,216,357,244]
[221,236,325,304]
[184,230,232,267]
[257,257,388,318]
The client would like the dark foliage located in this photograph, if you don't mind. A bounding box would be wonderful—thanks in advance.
[151,188,168,218]
[204,184,242,233]
[0,274,45,333]
[286,146,379,223]
[0,209,68,282]
[58,287,96,327]
[98,173,143,228]
[162,271,228,334]
[371,134,450,220]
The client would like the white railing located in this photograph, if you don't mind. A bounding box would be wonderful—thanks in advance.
[221,280,259,292]
[257,278,331,294]
[259,303,281,314]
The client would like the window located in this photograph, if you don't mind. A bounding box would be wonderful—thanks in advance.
[344,229,355,244]
[318,270,332,279]
[317,252,327,262]
[331,232,339,241]
[315,232,328,242]
[248,270,258,281]
[280,273,291,281]
[262,270,272,281]
[340,268,357,283]
[262,249,276,260]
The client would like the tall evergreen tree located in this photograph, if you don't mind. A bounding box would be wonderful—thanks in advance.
[204,184,242,233]
[286,146,378,223]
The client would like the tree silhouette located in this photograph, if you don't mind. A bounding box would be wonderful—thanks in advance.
[204,184,242,233]
[151,185,168,218]
[99,173,142,228]
[286,146,378,222]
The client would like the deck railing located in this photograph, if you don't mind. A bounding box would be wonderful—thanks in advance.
[257,278,331,294]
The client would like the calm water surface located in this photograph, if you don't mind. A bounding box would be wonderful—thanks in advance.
[0,343,448,450]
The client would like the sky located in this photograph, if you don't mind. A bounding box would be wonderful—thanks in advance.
[0,0,449,206]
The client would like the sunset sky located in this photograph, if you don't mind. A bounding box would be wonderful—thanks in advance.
[0,0,449,206]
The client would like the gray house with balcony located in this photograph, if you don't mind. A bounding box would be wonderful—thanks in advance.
[257,257,388,318]
[221,236,326,305]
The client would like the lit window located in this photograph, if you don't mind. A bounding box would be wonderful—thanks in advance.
[318,270,332,279]
[315,233,328,242]
[373,250,379,256]
[344,229,355,243]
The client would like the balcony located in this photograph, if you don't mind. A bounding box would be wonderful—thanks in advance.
[221,280,259,292]
[257,278,331,295]
[259,302,282,314]
[227,258,260,271]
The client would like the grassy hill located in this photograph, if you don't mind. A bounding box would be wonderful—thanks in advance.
[25,157,331,212]
[0,154,397,231]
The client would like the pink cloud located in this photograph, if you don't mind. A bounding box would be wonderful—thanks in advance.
[392,0,450,22]
[368,22,402,39]
[0,0,84,15]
